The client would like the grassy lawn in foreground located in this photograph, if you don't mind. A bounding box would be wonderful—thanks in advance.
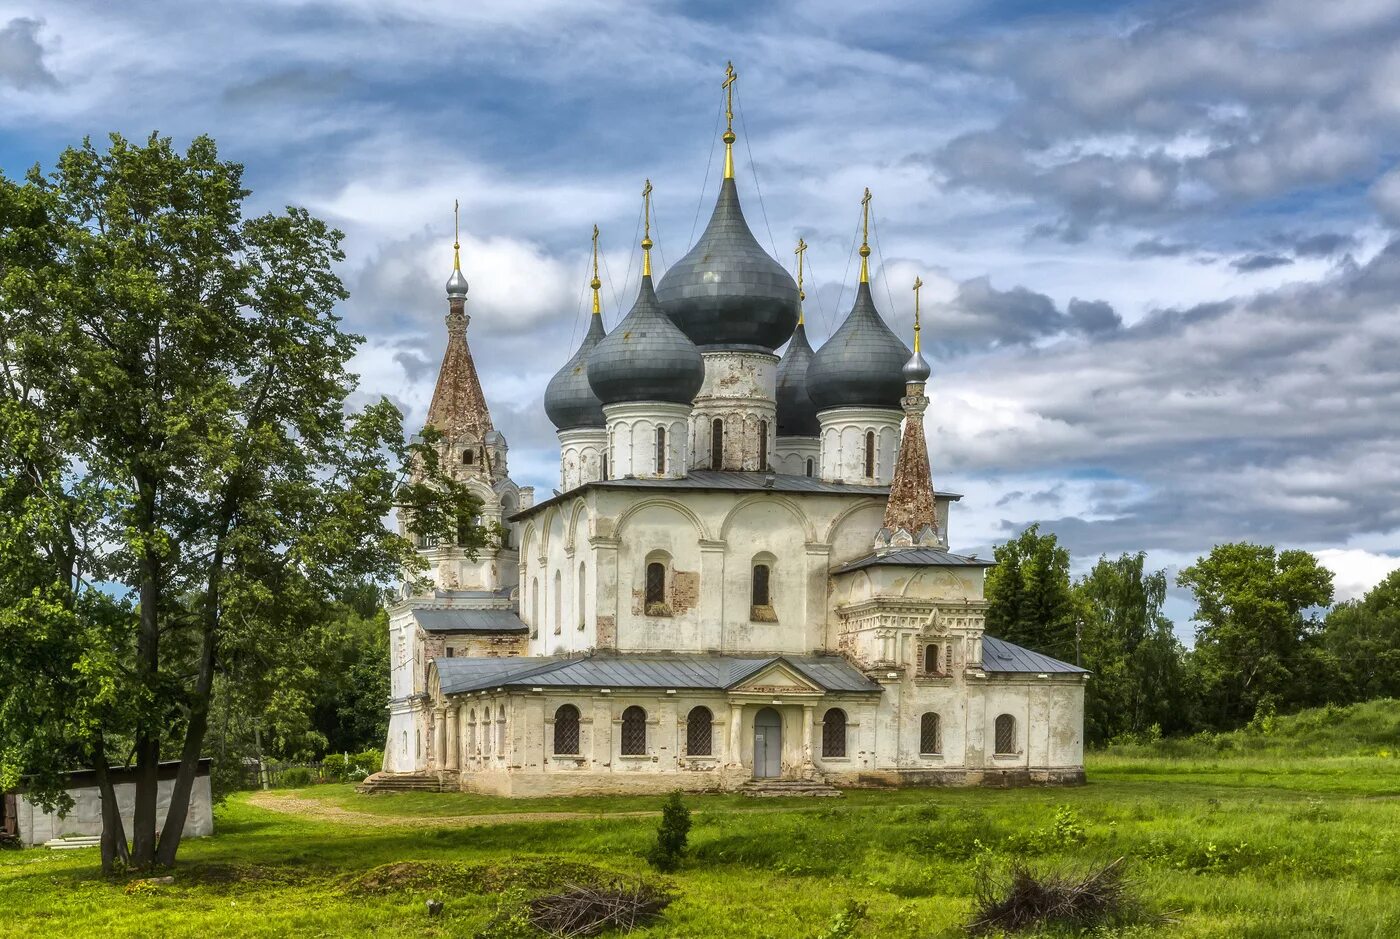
[3,750,1400,938]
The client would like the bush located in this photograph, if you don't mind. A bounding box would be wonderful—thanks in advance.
[646,791,692,872]
[279,767,315,788]
[322,749,383,782]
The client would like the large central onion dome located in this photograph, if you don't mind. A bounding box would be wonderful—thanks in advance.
[587,274,704,406]
[656,177,801,353]
[544,312,607,430]
[807,282,911,411]
[775,319,819,436]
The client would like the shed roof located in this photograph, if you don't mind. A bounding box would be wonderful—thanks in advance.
[832,548,993,574]
[981,636,1088,675]
[412,608,528,633]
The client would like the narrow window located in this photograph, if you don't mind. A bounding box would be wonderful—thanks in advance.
[920,713,942,755]
[530,577,539,629]
[645,562,666,608]
[923,644,939,674]
[468,710,476,753]
[621,706,647,755]
[577,562,587,631]
[554,705,579,755]
[757,420,768,469]
[446,647,455,658]
[805,457,814,477]
[463,449,474,465]
[751,564,771,607]
[945,644,954,672]
[687,706,713,756]
[655,425,667,474]
[602,453,609,481]
[864,430,876,478]
[822,708,847,758]
[711,418,724,470]
[497,710,506,756]
[553,570,562,635]
[995,714,1016,755]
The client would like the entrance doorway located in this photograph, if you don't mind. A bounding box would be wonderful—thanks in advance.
[753,707,782,778]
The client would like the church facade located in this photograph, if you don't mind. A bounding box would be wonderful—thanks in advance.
[374,77,1086,796]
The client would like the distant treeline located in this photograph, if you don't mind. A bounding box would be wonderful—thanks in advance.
[986,525,1400,745]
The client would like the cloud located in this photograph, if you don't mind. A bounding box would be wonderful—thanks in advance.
[1371,165,1400,225]
[1131,238,1195,258]
[1231,253,1294,272]
[0,18,58,90]
[1314,548,1400,602]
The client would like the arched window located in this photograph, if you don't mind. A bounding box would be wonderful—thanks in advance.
[923,644,940,675]
[497,710,506,756]
[463,449,474,465]
[687,706,713,756]
[655,425,667,474]
[530,577,539,631]
[752,563,771,607]
[553,704,580,754]
[468,709,477,753]
[995,714,1017,755]
[602,453,609,480]
[553,570,562,635]
[864,430,876,478]
[711,418,724,470]
[805,457,814,477]
[920,713,942,754]
[757,420,768,469]
[621,706,647,755]
[577,562,587,630]
[645,562,666,609]
[821,708,847,758]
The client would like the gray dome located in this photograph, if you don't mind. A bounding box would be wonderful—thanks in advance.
[587,275,704,406]
[807,282,911,411]
[446,267,469,299]
[903,346,931,384]
[655,178,800,352]
[544,313,607,430]
[775,322,820,437]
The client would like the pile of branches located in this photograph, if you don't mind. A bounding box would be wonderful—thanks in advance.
[528,882,672,938]
[968,857,1153,935]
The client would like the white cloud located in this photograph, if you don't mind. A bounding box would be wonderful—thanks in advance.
[1314,548,1400,602]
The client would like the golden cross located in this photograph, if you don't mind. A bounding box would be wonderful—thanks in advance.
[641,180,655,277]
[794,238,807,299]
[452,198,462,270]
[859,188,873,282]
[590,224,602,314]
[723,61,737,131]
[912,276,924,352]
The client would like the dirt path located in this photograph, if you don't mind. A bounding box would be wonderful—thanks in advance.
[245,791,660,828]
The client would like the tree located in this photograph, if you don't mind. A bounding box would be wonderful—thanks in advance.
[1177,543,1334,730]
[984,524,1078,660]
[1073,553,1188,744]
[0,133,482,870]
[1320,569,1400,703]
[646,791,692,872]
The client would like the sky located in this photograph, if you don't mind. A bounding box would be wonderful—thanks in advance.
[3,0,1399,637]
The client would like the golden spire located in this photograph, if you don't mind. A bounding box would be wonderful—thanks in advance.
[453,198,462,271]
[722,61,738,180]
[859,187,872,284]
[641,179,654,278]
[794,238,808,326]
[590,224,602,316]
[912,276,923,355]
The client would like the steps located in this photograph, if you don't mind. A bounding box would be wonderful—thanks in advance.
[355,772,449,794]
[737,778,843,798]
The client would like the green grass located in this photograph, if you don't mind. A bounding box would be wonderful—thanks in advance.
[4,704,1400,937]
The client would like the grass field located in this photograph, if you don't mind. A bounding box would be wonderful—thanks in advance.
[3,702,1399,938]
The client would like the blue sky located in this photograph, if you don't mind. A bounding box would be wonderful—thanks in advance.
[5,0,1400,634]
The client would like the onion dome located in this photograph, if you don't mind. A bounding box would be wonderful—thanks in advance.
[807,281,911,411]
[776,321,819,436]
[656,178,801,352]
[903,345,931,384]
[447,206,469,299]
[587,184,704,406]
[544,313,606,430]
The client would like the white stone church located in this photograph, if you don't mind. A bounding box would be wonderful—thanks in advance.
[371,85,1086,797]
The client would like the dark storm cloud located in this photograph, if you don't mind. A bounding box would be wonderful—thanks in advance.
[1231,253,1293,272]
[1130,238,1195,258]
[0,18,57,90]
[933,277,1120,350]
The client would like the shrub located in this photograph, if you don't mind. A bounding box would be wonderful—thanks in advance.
[968,857,1161,935]
[279,767,315,788]
[646,791,692,872]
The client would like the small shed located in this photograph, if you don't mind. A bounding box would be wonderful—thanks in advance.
[3,758,214,847]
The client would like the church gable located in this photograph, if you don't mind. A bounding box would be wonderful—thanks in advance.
[727,659,823,695]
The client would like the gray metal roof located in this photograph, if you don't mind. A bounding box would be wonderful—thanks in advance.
[775,323,820,437]
[412,609,528,633]
[435,652,884,695]
[511,469,962,521]
[981,636,1088,675]
[586,275,704,406]
[807,282,911,411]
[544,312,607,430]
[832,548,993,574]
[656,177,801,353]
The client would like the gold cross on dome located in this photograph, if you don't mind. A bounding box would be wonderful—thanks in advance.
[913,276,925,352]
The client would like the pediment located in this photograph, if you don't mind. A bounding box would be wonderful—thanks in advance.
[728,660,822,695]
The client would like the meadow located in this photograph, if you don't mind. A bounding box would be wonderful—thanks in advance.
[2,701,1398,938]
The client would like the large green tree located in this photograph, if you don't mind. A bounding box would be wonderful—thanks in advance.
[1177,543,1334,730]
[1320,569,1400,703]
[0,133,481,870]
[1074,552,1188,744]
[984,524,1078,660]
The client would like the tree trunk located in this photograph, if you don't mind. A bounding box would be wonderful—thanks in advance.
[92,740,130,875]
[129,477,161,869]
[155,613,216,866]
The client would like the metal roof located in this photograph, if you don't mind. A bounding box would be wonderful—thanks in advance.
[412,609,528,633]
[980,636,1088,675]
[435,652,884,696]
[512,469,962,521]
[832,548,994,574]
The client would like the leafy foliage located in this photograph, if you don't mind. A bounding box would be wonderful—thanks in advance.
[646,791,692,873]
[984,524,1078,661]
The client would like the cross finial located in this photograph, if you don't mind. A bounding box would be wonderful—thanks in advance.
[859,188,873,284]
[722,61,738,179]
[453,198,462,270]
[641,179,655,278]
[590,224,602,316]
[794,238,808,325]
[912,276,924,353]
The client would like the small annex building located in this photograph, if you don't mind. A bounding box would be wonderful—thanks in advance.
[368,71,1087,797]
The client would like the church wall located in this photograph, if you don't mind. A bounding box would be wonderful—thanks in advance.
[557,428,607,492]
[604,402,692,480]
[688,352,778,472]
[772,436,819,477]
[818,408,901,485]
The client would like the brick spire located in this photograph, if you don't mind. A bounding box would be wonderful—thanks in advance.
[427,219,494,444]
[879,277,940,550]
